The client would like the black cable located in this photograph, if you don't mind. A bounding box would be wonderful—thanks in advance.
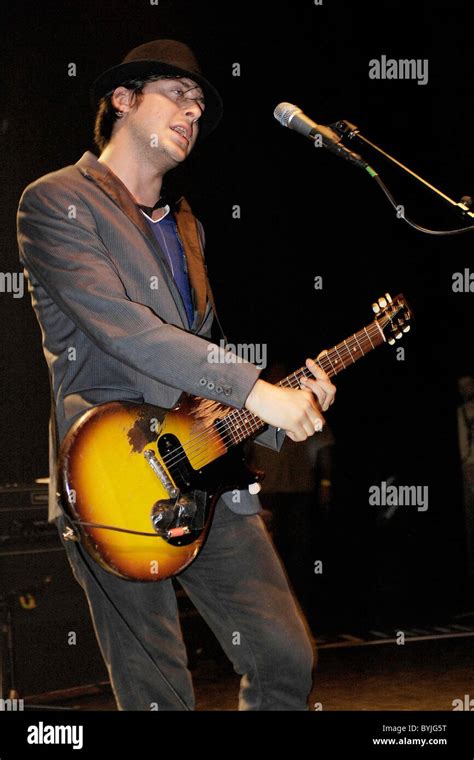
[70,519,168,537]
[372,174,474,236]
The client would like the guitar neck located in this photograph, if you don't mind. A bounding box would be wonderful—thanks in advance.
[219,318,386,447]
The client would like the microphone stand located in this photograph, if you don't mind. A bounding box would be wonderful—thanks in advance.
[331,119,474,220]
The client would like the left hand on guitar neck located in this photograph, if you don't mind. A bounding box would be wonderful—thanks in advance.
[245,358,336,442]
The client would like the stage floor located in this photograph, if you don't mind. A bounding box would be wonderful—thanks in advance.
[24,620,474,711]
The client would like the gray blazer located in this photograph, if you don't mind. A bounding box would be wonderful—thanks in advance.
[17,151,284,521]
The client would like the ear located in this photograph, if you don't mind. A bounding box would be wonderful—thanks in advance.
[110,86,136,114]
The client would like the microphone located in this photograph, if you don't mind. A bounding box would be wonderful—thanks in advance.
[273,102,368,169]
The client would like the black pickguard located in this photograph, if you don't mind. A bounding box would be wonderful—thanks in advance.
[154,435,263,548]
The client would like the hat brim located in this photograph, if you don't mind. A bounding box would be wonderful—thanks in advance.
[90,60,223,139]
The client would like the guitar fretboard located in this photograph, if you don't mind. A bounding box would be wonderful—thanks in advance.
[218,319,385,447]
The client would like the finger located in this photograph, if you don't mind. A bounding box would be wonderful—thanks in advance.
[306,357,330,382]
[287,429,307,442]
[293,414,316,439]
[300,377,329,410]
[302,413,324,437]
[313,416,324,432]
[302,420,316,437]
[302,378,336,411]
[299,386,322,411]
[306,358,337,399]
[307,412,325,432]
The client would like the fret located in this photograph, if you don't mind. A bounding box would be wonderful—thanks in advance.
[352,331,365,356]
[332,343,347,372]
[363,326,375,349]
[344,338,356,363]
[221,405,261,445]
[339,341,353,368]
[322,350,337,375]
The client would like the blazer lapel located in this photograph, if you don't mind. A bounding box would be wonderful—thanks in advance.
[173,197,209,328]
[75,152,191,328]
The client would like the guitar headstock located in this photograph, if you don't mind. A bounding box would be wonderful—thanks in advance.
[372,293,413,345]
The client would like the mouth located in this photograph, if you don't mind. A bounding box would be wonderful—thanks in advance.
[170,125,190,146]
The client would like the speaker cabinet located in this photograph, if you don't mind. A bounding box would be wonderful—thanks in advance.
[0,484,108,698]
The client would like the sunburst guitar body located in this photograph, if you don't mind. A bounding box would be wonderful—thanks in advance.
[58,395,254,581]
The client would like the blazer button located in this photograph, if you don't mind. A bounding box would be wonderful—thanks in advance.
[207,381,215,390]
[199,377,207,386]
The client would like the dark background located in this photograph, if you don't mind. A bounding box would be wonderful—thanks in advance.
[1,0,473,630]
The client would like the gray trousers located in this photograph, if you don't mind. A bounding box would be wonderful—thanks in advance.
[57,499,315,711]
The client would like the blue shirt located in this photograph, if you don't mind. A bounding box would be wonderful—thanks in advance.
[141,207,195,328]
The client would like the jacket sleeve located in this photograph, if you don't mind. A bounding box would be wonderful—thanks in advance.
[17,179,261,410]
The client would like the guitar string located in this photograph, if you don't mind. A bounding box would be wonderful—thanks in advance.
[157,323,385,472]
[159,324,384,469]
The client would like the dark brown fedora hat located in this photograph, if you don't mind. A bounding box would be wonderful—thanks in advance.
[90,39,223,139]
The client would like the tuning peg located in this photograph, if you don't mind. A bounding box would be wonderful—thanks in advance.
[372,302,381,314]
[378,296,387,309]
[388,337,396,345]
[402,325,411,333]
[395,331,402,340]
[385,292,392,303]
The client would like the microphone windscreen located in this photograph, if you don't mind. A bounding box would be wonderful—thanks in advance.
[273,102,300,127]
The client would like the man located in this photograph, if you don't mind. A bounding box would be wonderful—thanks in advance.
[17,39,336,710]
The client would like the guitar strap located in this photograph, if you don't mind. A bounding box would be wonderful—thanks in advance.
[174,197,227,344]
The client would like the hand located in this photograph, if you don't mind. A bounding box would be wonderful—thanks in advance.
[244,359,336,442]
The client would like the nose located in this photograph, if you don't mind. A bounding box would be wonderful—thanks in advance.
[182,106,202,139]
[182,99,204,123]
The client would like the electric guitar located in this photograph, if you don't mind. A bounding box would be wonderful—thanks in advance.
[58,293,412,581]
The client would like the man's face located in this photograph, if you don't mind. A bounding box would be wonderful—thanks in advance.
[122,76,205,166]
